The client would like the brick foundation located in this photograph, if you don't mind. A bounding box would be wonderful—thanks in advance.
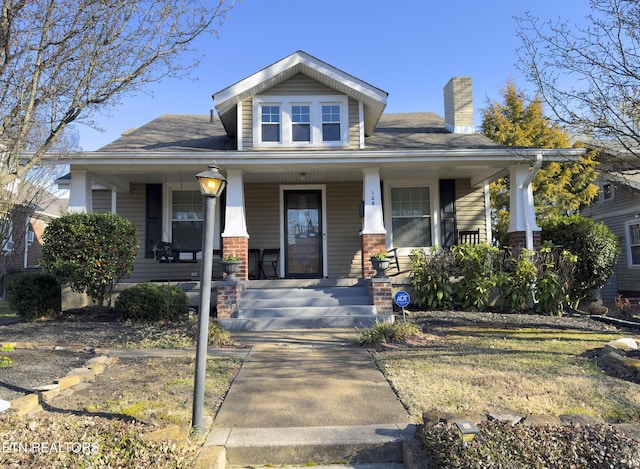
[215,281,244,318]
[508,231,541,251]
[361,233,387,279]
[369,278,393,316]
[222,236,249,281]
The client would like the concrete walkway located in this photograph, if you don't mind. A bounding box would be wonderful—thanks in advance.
[206,329,415,467]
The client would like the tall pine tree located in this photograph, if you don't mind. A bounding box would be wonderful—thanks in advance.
[481,81,599,246]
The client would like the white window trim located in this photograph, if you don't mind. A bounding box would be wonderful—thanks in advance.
[253,95,348,148]
[383,179,439,255]
[625,219,640,269]
[163,183,203,260]
[599,181,615,202]
[162,183,223,258]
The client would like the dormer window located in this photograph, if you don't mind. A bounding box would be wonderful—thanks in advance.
[292,105,311,141]
[261,105,281,142]
[322,105,341,141]
[254,95,348,147]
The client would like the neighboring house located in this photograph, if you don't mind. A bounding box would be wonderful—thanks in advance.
[0,186,67,294]
[58,51,582,317]
[580,147,640,300]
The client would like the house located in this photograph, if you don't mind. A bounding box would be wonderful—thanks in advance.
[59,51,583,323]
[1,183,67,294]
[580,146,640,301]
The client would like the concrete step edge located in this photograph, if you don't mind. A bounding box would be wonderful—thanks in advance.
[233,306,377,317]
[217,315,393,331]
[238,298,373,308]
[208,424,415,466]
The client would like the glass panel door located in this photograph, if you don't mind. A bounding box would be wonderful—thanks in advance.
[284,190,322,278]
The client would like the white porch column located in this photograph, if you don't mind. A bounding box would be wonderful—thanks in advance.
[508,156,542,250]
[361,167,386,235]
[68,170,93,213]
[221,169,248,238]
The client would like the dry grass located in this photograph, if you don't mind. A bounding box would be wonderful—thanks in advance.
[375,324,640,423]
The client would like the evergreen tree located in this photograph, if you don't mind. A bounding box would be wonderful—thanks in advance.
[481,81,599,246]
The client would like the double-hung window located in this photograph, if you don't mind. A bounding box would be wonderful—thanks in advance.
[322,104,341,141]
[171,190,203,253]
[261,105,281,142]
[254,96,348,147]
[390,187,432,247]
[291,104,311,141]
[627,220,640,267]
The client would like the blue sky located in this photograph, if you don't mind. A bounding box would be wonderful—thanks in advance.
[78,0,593,151]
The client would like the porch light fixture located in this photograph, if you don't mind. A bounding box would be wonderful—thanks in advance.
[192,162,227,434]
[196,162,227,198]
[455,420,479,448]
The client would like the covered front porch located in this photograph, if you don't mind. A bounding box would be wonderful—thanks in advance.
[64,150,564,282]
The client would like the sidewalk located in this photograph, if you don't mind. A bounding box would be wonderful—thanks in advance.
[206,329,415,466]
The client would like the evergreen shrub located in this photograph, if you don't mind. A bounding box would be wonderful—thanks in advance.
[114,283,188,321]
[6,272,61,320]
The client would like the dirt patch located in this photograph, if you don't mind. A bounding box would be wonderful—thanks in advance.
[1,348,95,401]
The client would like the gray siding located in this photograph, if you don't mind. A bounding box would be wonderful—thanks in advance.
[582,183,640,297]
[241,98,253,150]
[245,183,281,251]
[347,98,360,150]
[455,179,487,241]
[326,182,362,278]
[92,190,112,213]
[263,73,337,95]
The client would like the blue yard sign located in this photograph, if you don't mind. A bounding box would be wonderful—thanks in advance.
[394,290,410,308]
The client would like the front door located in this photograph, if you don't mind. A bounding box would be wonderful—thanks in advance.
[284,190,323,278]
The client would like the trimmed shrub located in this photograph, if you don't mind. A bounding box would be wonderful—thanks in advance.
[541,215,619,307]
[114,283,188,321]
[41,212,138,307]
[5,272,61,321]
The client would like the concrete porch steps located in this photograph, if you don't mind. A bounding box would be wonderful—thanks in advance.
[217,282,392,331]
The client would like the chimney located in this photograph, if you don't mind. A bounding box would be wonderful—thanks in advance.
[443,76,474,133]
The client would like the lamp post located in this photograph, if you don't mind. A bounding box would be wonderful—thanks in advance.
[192,162,227,434]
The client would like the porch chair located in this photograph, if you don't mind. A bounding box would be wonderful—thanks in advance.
[458,228,480,245]
[153,241,179,263]
[386,248,401,275]
[259,248,280,279]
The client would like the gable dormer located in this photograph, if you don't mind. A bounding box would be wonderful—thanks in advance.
[212,51,388,150]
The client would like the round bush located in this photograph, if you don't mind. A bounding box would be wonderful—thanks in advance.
[114,283,188,321]
[540,215,619,306]
[5,272,61,321]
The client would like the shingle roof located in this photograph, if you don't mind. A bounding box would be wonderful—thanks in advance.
[366,113,503,150]
[97,112,503,152]
[97,114,234,152]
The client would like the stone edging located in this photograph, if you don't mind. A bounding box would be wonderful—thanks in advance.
[0,342,113,417]
[598,337,640,382]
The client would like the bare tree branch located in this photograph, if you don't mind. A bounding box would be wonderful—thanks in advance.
[0,0,238,186]
[517,0,640,167]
